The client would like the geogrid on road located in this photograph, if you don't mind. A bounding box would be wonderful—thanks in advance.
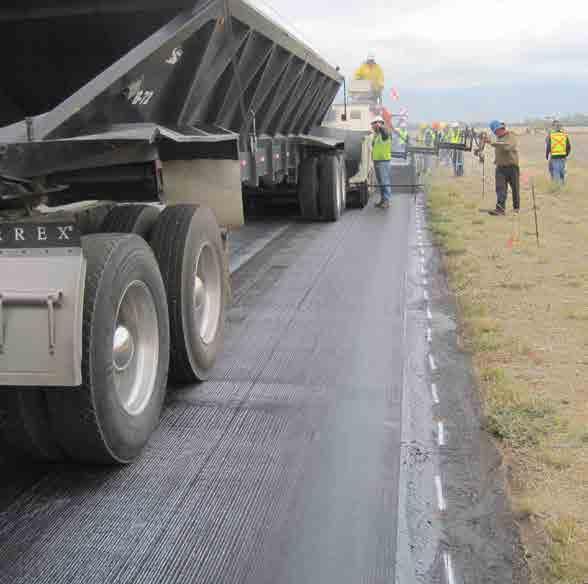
[0,194,518,584]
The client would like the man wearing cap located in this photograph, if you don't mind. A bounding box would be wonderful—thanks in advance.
[546,120,571,184]
[484,120,520,215]
[371,116,392,208]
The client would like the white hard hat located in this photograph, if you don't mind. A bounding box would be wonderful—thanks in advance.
[367,51,375,62]
[451,122,459,128]
[371,115,384,124]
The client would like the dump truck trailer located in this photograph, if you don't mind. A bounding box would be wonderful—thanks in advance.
[0,0,345,464]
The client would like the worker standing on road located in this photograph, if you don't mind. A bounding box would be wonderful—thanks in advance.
[439,122,450,166]
[450,122,464,177]
[546,120,571,184]
[424,124,435,147]
[484,120,520,215]
[393,119,409,155]
[418,123,427,144]
[422,123,435,173]
[371,116,392,209]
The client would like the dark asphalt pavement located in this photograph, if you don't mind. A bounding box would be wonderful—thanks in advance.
[0,197,411,584]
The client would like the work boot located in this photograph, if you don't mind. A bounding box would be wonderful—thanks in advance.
[375,199,385,208]
[381,200,390,209]
[488,207,505,216]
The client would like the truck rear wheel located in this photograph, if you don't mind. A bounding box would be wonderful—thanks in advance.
[0,390,64,462]
[318,154,341,222]
[356,166,375,209]
[76,203,115,235]
[101,204,160,239]
[298,157,319,220]
[337,154,348,210]
[150,205,226,384]
[47,234,170,464]
[358,182,369,208]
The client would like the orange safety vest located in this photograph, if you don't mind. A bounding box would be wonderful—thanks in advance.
[550,132,567,156]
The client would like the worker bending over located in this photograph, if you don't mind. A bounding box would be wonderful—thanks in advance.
[546,120,571,184]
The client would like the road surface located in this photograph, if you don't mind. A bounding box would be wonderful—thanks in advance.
[0,197,410,584]
[0,192,518,583]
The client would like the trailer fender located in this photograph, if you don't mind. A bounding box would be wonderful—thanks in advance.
[161,159,244,229]
[0,248,85,387]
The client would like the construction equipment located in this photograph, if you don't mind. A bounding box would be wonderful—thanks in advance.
[0,0,345,464]
[321,56,423,197]
[438,126,476,152]
[354,53,385,103]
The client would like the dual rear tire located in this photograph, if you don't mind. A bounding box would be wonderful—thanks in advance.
[298,153,346,222]
[0,204,226,464]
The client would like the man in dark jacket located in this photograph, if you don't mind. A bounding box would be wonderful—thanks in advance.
[546,121,571,184]
[484,120,520,216]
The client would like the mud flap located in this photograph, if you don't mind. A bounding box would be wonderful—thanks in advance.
[0,250,85,387]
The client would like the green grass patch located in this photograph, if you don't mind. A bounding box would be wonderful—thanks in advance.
[485,399,558,448]
[547,517,588,583]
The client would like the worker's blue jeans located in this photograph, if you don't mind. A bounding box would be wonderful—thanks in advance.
[453,150,464,176]
[374,160,392,202]
[549,157,566,183]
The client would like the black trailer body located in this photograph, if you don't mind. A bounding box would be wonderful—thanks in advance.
[0,0,342,210]
[0,0,344,464]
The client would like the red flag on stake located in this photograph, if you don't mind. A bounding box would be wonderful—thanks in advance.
[521,172,530,189]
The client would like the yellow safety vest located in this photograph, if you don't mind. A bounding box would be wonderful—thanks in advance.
[354,63,385,92]
[550,132,567,156]
[372,133,392,161]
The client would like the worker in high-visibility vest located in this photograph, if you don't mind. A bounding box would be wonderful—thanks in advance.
[418,123,427,144]
[394,123,409,154]
[355,53,385,104]
[420,124,435,173]
[424,125,435,147]
[546,120,571,183]
[439,122,451,166]
[371,116,392,208]
[450,122,464,177]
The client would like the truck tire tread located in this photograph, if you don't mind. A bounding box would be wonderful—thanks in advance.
[47,234,170,464]
[318,154,341,222]
[150,205,226,384]
[298,157,319,220]
[101,204,160,239]
[0,390,64,462]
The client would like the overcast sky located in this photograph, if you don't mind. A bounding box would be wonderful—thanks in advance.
[256,0,588,121]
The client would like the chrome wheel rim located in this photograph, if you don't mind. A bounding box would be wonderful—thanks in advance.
[113,280,159,416]
[193,242,222,345]
[340,161,347,209]
[335,161,343,215]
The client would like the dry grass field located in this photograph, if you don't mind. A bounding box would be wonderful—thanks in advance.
[428,131,588,583]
